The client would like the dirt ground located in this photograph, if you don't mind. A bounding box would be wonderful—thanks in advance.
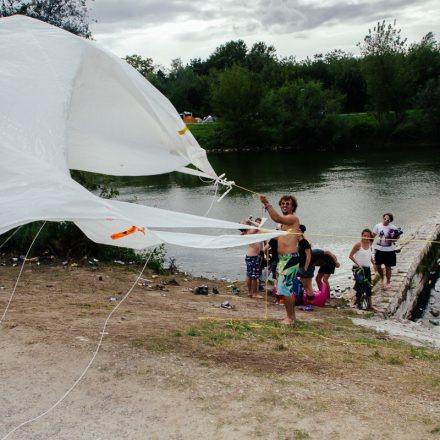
[1,261,440,440]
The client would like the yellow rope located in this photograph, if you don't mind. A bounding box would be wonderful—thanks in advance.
[230,182,440,245]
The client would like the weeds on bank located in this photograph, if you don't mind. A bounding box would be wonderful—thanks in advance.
[131,336,170,353]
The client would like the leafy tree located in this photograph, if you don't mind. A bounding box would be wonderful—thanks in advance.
[245,42,277,72]
[260,79,343,148]
[124,54,154,78]
[406,32,440,94]
[0,0,93,38]
[210,64,264,146]
[205,40,248,71]
[414,77,440,139]
[357,20,410,118]
[325,50,367,113]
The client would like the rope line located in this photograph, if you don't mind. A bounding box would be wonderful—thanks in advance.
[1,250,154,440]
[203,180,220,217]
[0,222,46,324]
[228,181,440,245]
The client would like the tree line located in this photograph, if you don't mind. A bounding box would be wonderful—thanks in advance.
[126,22,439,149]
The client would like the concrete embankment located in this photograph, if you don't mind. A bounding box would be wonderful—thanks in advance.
[373,213,440,318]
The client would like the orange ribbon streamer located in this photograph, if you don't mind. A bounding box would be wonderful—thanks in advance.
[111,225,145,240]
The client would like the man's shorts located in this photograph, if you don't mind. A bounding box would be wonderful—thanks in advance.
[276,253,300,297]
[318,261,336,275]
[245,255,260,279]
[299,264,315,279]
[374,249,396,267]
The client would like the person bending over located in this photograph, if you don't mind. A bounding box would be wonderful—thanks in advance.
[312,249,340,293]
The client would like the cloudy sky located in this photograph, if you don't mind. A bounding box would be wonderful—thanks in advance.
[90,0,439,69]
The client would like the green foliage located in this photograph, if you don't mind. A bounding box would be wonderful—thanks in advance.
[136,25,437,148]
[211,65,265,146]
[0,221,166,270]
[414,77,440,139]
[260,79,344,148]
[0,0,92,38]
[124,54,154,77]
[358,20,411,117]
[187,122,221,150]
[358,20,407,56]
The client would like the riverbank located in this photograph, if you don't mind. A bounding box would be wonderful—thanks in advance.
[1,262,440,439]
[188,112,439,152]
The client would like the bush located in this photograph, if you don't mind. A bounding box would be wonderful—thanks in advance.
[188,122,223,150]
[0,222,166,271]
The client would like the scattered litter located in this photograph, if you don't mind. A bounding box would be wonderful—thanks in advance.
[109,295,121,302]
[151,274,159,279]
[231,286,239,295]
[98,276,104,281]
[429,319,439,326]
[62,261,68,266]
[75,336,89,343]
[212,287,219,295]
[113,260,125,265]
[11,257,18,262]
[166,278,179,286]
[183,278,188,282]
[0,286,5,290]
[139,277,153,283]
[194,286,209,295]
[70,263,78,267]
[220,301,234,310]
[182,288,194,292]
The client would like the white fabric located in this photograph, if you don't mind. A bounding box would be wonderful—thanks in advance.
[0,16,285,250]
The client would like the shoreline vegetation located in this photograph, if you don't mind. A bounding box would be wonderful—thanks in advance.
[124,21,439,153]
[187,118,440,153]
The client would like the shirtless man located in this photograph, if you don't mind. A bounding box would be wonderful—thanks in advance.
[260,194,301,324]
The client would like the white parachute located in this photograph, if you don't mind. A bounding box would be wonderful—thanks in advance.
[0,15,283,249]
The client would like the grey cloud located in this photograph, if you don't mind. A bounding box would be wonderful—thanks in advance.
[91,0,228,33]
[250,0,420,34]
[91,0,436,40]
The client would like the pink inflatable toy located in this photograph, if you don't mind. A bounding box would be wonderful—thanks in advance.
[304,282,329,307]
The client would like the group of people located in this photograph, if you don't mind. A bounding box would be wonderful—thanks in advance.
[241,194,401,325]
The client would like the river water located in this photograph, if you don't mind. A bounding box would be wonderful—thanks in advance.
[114,148,440,289]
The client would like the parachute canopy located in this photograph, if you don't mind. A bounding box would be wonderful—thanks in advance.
[0,16,284,249]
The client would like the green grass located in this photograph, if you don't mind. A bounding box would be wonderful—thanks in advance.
[187,122,221,150]
[130,337,170,352]
[409,347,440,361]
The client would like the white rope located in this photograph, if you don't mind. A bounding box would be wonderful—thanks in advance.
[1,249,154,440]
[203,180,220,216]
[0,225,23,252]
[0,222,46,324]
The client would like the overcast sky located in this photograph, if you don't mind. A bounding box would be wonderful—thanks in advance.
[90,0,440,69]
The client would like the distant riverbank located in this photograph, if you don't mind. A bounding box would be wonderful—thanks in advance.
[188,111,439,152]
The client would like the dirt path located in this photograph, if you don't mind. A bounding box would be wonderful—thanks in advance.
[1,263,440,439]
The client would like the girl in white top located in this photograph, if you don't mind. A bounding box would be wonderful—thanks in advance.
[349,229,374,309]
